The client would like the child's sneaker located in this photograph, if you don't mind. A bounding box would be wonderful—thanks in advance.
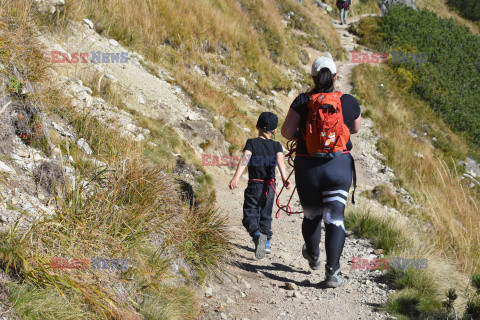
[265,239,271,254]
[325,266,343,288]
[254,233,267,260]
[302,244,321,270]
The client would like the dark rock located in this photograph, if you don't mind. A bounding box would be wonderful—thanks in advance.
[285,282,297,291]
[34,160,65,194]
[218,41,229,54]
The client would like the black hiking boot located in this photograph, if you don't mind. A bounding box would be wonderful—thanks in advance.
[325,266,343,288]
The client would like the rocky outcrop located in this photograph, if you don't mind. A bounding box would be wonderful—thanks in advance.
[379,0,416,15]
[33,0,65,15]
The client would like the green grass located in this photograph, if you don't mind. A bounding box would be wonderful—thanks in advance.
[1,151,228,318]
[199,140,211,151]
[447,0,480,21]
[349,16,383,48]
[324,0,380,17]
[9,283,89,319]
[137,115,200,170]
[345,208,411,255]
[348,30,480,314]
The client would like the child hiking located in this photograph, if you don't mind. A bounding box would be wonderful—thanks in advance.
[229,112,292,260]
[281,56,362,288]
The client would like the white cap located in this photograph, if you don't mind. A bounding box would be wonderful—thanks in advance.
[311,56,337,76]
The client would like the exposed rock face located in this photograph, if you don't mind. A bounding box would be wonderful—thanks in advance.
[379,0,416,15]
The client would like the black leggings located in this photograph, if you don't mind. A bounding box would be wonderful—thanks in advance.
[294,153,353,271]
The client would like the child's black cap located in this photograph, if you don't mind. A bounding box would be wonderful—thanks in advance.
[256,112,278,132]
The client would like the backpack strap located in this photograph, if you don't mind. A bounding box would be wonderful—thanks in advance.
[351,155,356,204]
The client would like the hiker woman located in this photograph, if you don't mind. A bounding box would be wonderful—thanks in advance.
[281,56,361,288]
[336,0,352,25]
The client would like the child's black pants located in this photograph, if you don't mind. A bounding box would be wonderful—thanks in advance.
[242,181,276,239]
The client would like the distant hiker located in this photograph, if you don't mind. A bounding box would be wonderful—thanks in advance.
[229,112,292,260]
[336,0,352,25]
[281,57,361,287]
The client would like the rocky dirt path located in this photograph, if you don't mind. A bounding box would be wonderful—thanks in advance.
[201,15,397,320]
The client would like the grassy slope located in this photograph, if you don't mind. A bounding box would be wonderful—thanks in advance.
[344,1,480,318]
[347,16,480,318]
[351,63,480,316]
[416,0,480,34]
[60,0,344,149]
[345,206,450,319]
[378,7,480,148]
[349,6,480,275]
[0,1,229,319]
[347,0,480,276]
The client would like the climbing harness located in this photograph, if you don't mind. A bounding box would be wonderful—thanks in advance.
[248,178,276,195]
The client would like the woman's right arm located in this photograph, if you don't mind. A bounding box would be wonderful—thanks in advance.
[281,109,301,140]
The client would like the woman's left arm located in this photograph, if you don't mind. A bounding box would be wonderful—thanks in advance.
[350,114,362,134]
[281,109,301,140]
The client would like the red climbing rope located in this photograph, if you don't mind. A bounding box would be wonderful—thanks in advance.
[248,140,303,218]
[275,140,303,218]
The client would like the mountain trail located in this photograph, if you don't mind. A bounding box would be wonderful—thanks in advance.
[201,14,398,320]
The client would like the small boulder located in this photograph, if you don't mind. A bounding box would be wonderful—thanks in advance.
[0,161,15,174]
[83,18,94,29]
[77,138,93,155]
[109,39,119,47]
[285,282,297,291]
[205,287,213,297]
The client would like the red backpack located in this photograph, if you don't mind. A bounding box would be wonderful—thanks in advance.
[304,91,350,158]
